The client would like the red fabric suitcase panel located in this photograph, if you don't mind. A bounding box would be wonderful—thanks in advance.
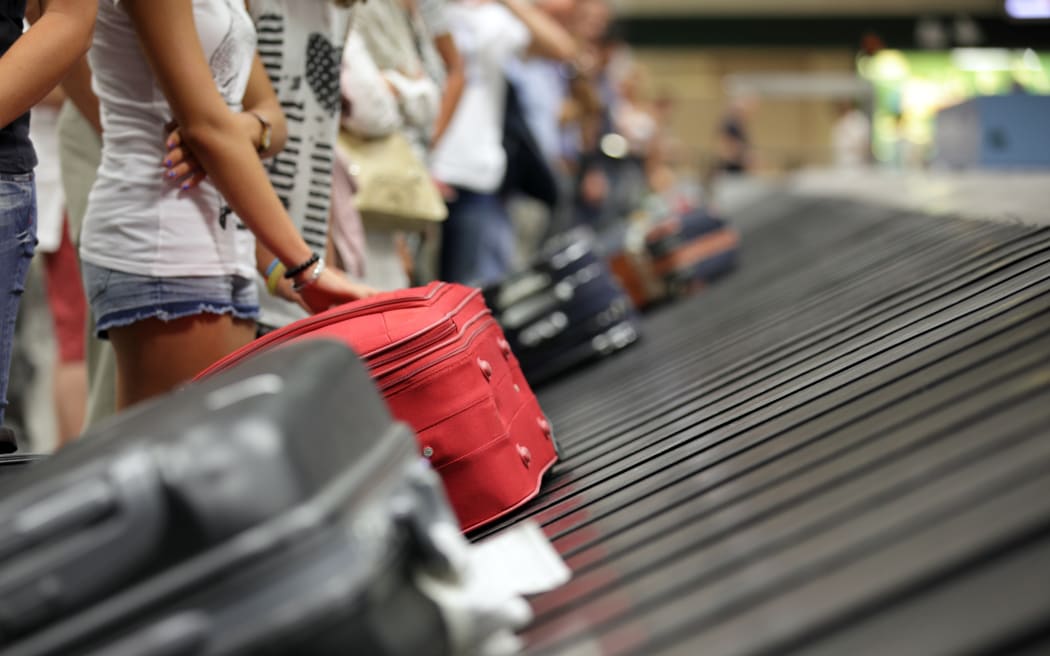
[387,319,556,531]
[198,282,556,531]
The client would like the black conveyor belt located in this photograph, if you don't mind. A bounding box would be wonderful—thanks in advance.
[484,195,1050,656]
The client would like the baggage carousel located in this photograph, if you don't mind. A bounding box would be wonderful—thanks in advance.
[479,192,1050,655]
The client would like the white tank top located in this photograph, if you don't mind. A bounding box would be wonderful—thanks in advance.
[80,0,257,278]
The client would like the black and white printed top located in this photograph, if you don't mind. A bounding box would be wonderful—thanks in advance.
[248,0,353,328]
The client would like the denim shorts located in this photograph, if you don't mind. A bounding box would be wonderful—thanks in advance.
[82,262,260,339]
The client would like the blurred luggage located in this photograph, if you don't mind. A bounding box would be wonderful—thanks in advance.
[200,283,558,533]
[484,228,640,385]
[501,80,558,211]
[0,454,41,478]
[0,341,411,647]
[645,208,740,297]
[0,341,531,656]
[605,206,740,308]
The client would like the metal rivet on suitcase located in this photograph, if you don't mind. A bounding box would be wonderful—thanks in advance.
[478,358,493,380]
[517,444,532,467]
[537,417,553,438]
[514,384,521,393]
[422,447,434,458]
[497,338,512,358]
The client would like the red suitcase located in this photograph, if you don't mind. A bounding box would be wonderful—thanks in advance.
[199,282,558,532]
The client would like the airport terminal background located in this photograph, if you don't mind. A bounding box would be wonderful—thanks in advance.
[2,0,1049,654]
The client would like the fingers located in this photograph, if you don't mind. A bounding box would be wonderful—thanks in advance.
[165,126,181,151]
[299,270,379,313]
[162,145,206,190]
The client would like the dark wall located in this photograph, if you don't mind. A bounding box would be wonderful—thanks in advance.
[618,15,1050,50]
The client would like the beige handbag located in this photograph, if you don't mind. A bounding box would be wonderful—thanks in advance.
[335,128,448,232]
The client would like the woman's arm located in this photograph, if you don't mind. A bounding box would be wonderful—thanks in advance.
[0,0,96,129]
[430,32,464,147]
[498,0,576,62]
[60,54,102,134]
[340,30,402,138]
[164,53,287,186]
[238,52,287,157]
[123,0,366,308]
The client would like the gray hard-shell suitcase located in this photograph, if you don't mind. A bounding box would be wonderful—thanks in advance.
[0,455,42,478]
[0,340,459,655]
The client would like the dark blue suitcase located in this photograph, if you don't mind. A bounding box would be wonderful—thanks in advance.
[484,228,641,384]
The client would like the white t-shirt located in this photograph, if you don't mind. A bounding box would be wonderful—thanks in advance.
[80,0,257,279]
[249,0,352,328]
[429,3,529,193]
[28,105,65,253]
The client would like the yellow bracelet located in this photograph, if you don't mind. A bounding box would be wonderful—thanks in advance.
[266,261,287,295]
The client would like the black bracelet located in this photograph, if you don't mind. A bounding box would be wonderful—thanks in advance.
[284,252,320,280]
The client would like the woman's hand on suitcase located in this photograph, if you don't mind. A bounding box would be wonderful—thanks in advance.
[298,268,379,313]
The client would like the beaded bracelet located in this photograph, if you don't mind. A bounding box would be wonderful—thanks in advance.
[284,252,320,280]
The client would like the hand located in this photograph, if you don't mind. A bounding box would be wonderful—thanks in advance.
[270,275,312,313]
[163,113,263,190]
[298,267,380,314]
[163,122,207,190]
[433,178,457,202]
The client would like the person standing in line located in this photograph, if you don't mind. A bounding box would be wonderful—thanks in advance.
[230,0,375,333]
[0,0,97,451]
[30,85,89,446]
[56,63,113,433]
[79,0,368,411]
[334,0,446,290]
[431,0,576,286]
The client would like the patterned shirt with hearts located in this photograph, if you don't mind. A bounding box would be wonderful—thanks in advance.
[247,0,354,329]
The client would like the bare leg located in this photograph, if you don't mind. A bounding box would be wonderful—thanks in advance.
[52,360,86,446]
[108,314,255,411]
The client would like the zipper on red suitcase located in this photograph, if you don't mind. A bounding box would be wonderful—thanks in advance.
[367,309,492,380]
[362,289,484,367]
[377,317,503,392]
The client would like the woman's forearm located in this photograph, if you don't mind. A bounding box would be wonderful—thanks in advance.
[0,0,96,129]
[181,118,312,268]
[430,32,464,147]
[240,53,287,157]
[499,0,575,62]
[61,54,102,134]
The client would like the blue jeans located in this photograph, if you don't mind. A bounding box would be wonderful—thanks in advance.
[439,189,514,286]
[0,173,36,427]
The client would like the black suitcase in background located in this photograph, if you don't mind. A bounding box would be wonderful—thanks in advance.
[0,340,465,656]
[485,228,641,384]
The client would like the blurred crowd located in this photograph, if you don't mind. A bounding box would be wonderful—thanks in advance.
[4,0,692,451]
